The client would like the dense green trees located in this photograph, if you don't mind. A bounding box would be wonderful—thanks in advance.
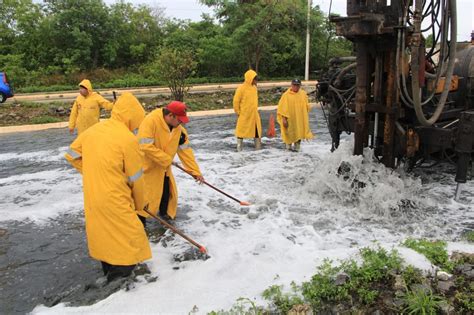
[0,0,351,90]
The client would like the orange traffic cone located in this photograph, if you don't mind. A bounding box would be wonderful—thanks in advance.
[267,113,276,138]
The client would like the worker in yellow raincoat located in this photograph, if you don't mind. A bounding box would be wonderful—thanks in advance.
[68,79,114,135]
[277,79,314,152]
[233,69,262,151]
[65,92,151,282]
[137,101,203,222]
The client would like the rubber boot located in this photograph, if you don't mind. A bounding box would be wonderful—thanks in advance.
[254,138,262,150]
[294,140,301,152]
[237,138,243,152]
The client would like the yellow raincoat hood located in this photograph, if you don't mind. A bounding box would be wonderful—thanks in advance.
[244,70,257,85]
[111,92,145,133]
[79,79,93,92]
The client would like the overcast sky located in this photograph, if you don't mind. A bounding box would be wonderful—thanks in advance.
[128,0,472,41]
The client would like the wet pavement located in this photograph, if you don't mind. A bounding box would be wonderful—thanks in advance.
[0,109,472,314]
[0,111,287,314]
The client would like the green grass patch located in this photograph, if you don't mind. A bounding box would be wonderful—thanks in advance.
[402,265,424,288]
[402,288,444,314]
[30,115,62,124]
[402,238,454,272]
[262,283,303,314]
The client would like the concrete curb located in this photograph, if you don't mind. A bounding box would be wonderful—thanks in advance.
[7,80,318,104]
[0,103,320,134]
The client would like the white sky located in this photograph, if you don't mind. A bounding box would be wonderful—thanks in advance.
[129,0,473,41]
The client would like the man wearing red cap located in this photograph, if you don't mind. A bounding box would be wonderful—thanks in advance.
[137,101,204,222]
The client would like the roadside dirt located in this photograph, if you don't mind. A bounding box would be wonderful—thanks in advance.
[0,87,300,126]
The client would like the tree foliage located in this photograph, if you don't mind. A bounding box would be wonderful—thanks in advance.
[1,0,352,90]
[151,48,197,101]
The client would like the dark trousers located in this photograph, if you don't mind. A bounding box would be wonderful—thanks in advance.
[137,214,147,228]
[101,261,136,282]
[159,176,170,217]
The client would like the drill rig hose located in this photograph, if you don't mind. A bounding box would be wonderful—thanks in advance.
[411,0,457,126]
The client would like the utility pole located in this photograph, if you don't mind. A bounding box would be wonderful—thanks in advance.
[305,0,311,81]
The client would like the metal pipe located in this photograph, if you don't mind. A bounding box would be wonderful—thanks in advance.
[305,0,311,81]
[442,119,459,129]
[374,112,379,147]
[454,183,462,201]
[329,56,357,65]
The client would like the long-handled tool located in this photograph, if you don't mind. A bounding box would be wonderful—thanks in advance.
[172,162,251,206]
[143,208,207,254]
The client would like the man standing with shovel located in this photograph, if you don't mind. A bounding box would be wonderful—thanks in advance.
[137,101,204,224]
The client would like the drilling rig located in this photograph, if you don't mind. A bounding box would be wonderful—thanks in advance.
[316,0,473,199]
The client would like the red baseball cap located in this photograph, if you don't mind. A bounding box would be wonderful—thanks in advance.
[166,101,189,123]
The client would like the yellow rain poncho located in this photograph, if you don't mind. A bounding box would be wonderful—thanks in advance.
[138,108,201,219]
[65,92,151,266]
[233,70,262,138]
[68,79,114,135]
[277,88,314,144]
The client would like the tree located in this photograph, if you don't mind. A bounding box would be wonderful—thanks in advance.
[108,2,165,67]
[200,0,344,77]
[152,48,197,101]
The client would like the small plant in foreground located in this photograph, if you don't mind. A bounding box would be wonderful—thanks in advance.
[402,288,444,315]
[402,265,424,288]
[455,290,474,313]
[262,283,303,314]
[207,297,266,315]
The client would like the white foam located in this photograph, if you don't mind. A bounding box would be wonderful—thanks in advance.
[2,121,472,314]
[0,146,68,163]
[0,169,83,222]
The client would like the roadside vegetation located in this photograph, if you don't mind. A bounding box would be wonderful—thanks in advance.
[209,243,474,314]
[0,88,287,126]
[1,0,351,96]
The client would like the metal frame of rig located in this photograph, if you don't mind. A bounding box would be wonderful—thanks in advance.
[316,0,473,200]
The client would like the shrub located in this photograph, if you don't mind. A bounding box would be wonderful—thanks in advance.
[262,284,303,314]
